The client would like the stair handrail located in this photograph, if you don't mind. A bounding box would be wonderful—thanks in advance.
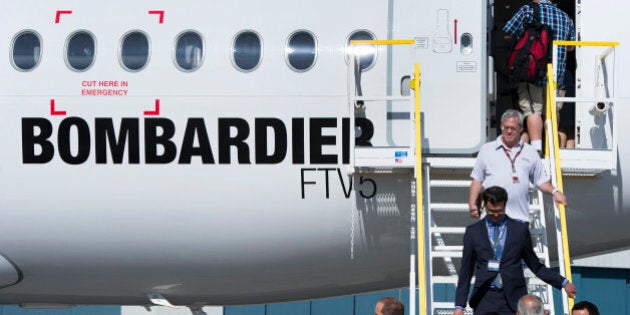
[547,40,619,313]
[348,40,424,315]
[552,41,618,163]
[544,62,572,314]
[411,62,425,315]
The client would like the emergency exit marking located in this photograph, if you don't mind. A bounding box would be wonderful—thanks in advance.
[50,99,67,116]
[55,10,72,23]
[81,80,129,96]
[148,10,165,23]
[144,99,160,116]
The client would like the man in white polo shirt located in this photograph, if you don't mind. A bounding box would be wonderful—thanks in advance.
[468,109,567,222]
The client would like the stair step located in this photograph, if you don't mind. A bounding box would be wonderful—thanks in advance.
[426,157,476,169]
[530,228,545,235]
[431,227,465,234]
[432,303,473,315]
[432,276,461,284]
[431,251,462,258]
[433,245,463,252]
[430,203,469,212]
[429,180,470,188]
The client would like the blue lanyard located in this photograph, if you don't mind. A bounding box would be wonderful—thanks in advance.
[488,223,506,259]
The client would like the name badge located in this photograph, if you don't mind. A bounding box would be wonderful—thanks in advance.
[512,171,520,183]
[488,260,500,271]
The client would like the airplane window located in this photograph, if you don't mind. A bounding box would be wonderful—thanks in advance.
[345,30,377,71]
[286,30,317,72]
[175,31,204,72]
[232,30,262,72]
[120,31,150,71]
[66,31,96,71]
[11,30,42,71]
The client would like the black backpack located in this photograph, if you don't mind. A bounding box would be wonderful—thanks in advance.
[507,3,553,85]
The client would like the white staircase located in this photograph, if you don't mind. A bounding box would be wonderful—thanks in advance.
[525,184,556,314]
[424,158,558,315]
[346,40,571,315]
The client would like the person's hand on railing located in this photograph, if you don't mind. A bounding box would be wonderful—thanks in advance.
[553,189,568,206]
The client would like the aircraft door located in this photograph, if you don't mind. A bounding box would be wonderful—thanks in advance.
[410,0,487,153]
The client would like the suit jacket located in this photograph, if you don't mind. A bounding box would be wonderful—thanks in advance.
[455,216,565,311]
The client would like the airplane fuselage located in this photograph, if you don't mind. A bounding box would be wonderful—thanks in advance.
[0,0,628,307]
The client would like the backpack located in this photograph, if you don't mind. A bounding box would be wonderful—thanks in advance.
[507,3,553,85]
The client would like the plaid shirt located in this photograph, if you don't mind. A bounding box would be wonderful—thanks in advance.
[503,1,575,87]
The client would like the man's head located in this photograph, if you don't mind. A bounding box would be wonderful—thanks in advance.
[516,295,545,315]
[572,301,600,315]
[481,186,508,223]
[374,297,404,315]
[500,109,524,148]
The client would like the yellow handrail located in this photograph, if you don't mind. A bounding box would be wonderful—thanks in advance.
[350,39,425,313]
[553,40,619,47]
[350,39,415,45]
[545,63,573,311]
[411,62,426,314]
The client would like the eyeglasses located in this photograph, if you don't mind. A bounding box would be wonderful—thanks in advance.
[501,126,520,132]
[484,207,505,215]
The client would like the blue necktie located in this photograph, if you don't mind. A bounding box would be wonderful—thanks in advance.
[492,224,503,288]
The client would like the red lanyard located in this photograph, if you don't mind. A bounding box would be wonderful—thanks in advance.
[502,145,524,172]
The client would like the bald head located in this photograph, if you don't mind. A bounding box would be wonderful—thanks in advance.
[517,295,545,315]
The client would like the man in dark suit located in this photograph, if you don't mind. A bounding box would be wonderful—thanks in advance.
[453,186,576,315]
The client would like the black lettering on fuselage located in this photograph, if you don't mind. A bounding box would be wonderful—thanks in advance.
[95,118,139,164]
[218,118,251,164]
[179,118,214,164]
[20,116,375,165]
[310,118,337,164]
[22,118,54,164]
[355,117,374,147]
[255,118,287,164]
[145,118,177,164]
[58,117,91,165]
[292,118,305,164]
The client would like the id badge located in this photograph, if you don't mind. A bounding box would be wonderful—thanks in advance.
[512,171,520,183]
[488,260,500,271]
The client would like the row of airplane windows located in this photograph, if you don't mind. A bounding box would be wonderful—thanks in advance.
[10,29,379,73]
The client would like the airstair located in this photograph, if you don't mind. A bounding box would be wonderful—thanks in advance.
[422,160,556,315]
[345,39,606,315]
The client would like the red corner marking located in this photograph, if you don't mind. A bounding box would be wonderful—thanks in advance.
[144,99,160,116]
[55,10,73,24]
[148,10,165,24]
[50,99,67,116]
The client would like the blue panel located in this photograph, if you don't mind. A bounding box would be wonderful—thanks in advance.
[553,267,630,315]
[433,284,448,302]
[73,306,120,315]
[399,288,411,315]
[266,301,309,315]
[0,306,120,315]
[311,296,354,315]
[224,305,265,315]
[578,267,627,315]
[433,283,459,303]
